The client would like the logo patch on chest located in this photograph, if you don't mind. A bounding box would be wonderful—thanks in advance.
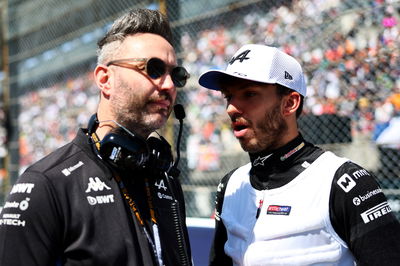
[267,205,291,215]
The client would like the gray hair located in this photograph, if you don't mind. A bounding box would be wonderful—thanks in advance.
[96,8,173,64]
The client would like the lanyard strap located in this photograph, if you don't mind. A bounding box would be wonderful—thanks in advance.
[91,132,164,266]
[114,174,163,266]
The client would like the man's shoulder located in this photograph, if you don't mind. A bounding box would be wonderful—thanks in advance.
[23,134,108,183]
[26,140,85,175]
[217,163,251,192]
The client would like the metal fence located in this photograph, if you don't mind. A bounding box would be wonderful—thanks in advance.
[0,0,399,218]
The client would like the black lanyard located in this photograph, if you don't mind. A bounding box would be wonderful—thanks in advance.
[114,174,163,266]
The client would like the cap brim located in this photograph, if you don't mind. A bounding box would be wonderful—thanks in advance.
[199,69,274,91]
[199,69,257,91]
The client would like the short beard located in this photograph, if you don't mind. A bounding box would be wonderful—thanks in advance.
[245,103,288,153]
[110,80,151,137]
[111,79,172,137]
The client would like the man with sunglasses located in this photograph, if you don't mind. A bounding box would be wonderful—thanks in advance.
[0,8,192,266]
[198,44,400,265]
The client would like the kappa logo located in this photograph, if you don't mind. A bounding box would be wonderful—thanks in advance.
[253,155,271,166]
[284,71,293,80]
[337,173,356,193]
[85,177,111,193]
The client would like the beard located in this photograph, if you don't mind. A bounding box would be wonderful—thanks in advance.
[110,79,172,137]
[240,103,288,153]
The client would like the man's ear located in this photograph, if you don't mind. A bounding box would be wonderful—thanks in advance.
[94,65,112,97]
[282,92,301,116]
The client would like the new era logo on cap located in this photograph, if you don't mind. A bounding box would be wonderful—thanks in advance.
[198,44,307,97]
[285,71,293,80]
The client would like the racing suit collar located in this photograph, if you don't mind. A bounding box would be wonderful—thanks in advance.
[249,134,306,189]
[249,134,305,168]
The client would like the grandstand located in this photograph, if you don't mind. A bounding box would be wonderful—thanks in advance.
[0,0,399,218]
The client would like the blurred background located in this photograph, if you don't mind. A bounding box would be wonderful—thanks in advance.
[0,0,399,219]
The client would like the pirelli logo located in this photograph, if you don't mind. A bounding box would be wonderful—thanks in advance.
[360,201,392,224]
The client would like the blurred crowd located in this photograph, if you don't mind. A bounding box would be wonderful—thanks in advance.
[18,73,98,172]
[4,0,399,173]
[182,0,400,171]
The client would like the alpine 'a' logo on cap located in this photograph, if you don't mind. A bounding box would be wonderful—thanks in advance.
[284,71,293,80]
[229,50,251,64]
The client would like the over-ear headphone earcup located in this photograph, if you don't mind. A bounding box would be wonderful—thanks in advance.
[92,117,174,174]
[99,133,149,170]
[146,136,174,173]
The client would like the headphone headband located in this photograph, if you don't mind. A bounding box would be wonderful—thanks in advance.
[87,113,99,135]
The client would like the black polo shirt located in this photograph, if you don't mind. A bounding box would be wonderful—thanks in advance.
[0,129,191,266]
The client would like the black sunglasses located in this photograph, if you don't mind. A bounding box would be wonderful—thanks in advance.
[106,57,190,88]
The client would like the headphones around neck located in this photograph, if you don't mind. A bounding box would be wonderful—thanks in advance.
[87,113,174,175]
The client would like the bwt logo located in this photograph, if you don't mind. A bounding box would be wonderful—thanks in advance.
[87,195,115,205]
[337,174,356,193]
[10,183,35,194]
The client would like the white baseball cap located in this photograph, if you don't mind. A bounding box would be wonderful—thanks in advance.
[198,44,307,96]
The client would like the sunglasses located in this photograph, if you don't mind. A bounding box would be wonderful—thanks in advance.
[106,57,190,88]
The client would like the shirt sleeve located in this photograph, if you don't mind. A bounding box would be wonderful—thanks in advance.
[209,171,234,266]
[329,161,400,265]
[0,170,62,266]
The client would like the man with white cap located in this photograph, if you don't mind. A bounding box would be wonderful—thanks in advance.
[199,44,400,265]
